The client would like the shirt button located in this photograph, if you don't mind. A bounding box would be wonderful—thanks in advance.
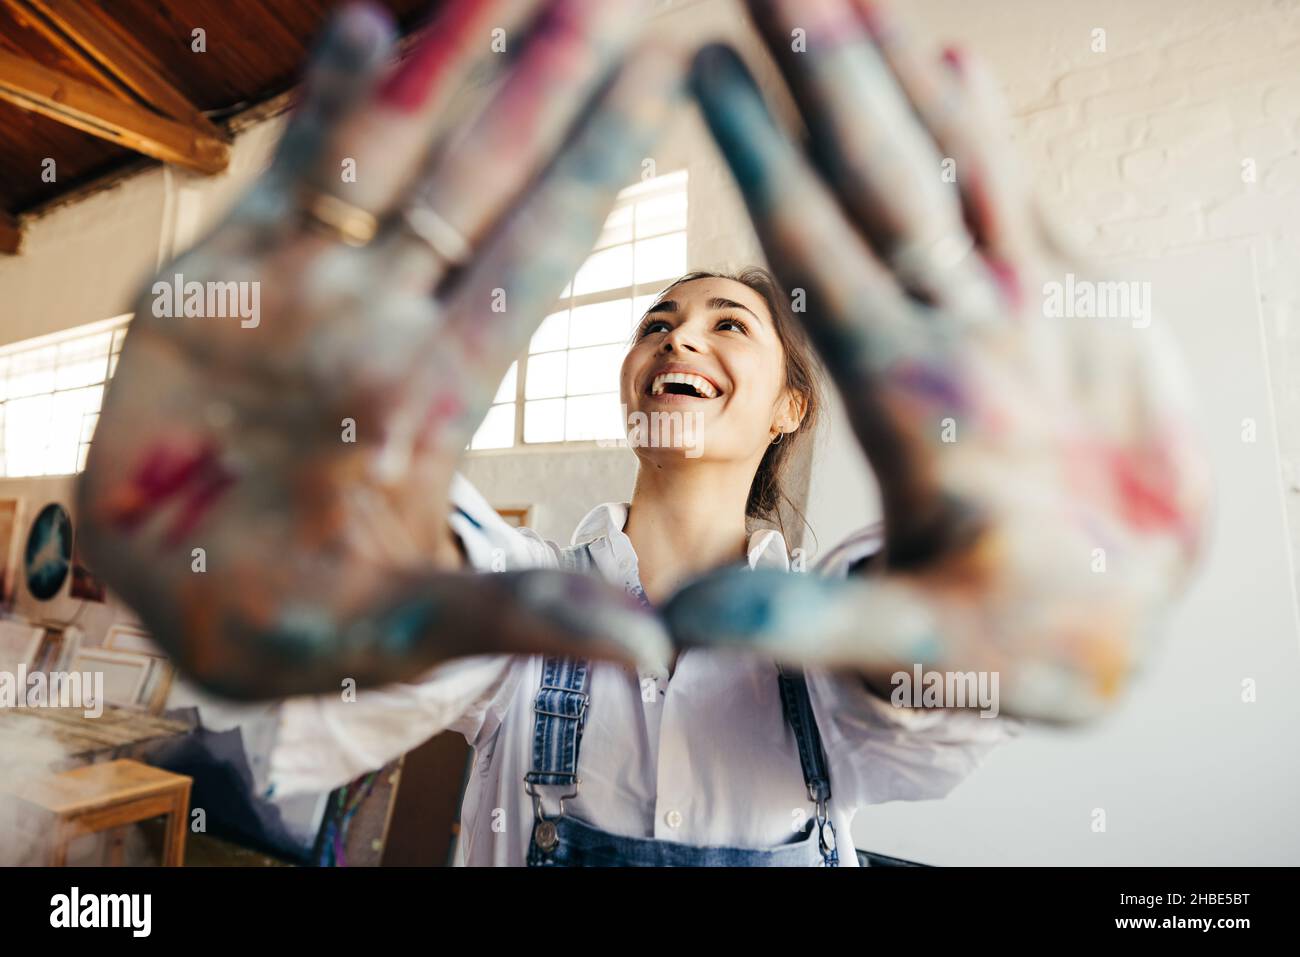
[665,809,683,829]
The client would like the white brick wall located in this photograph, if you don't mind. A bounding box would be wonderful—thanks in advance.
[897,0,1300,558]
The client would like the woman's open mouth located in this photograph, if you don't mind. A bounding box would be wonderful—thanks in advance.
[647,371,722,399]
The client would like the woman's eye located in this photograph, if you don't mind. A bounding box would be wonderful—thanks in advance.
[717,317,749,334]
[639,320,670,337]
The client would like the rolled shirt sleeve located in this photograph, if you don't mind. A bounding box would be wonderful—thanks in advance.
[265,473,554,798]
[805,523,1024,806]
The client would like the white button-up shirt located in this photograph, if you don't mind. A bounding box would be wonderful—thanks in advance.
[268,475,1019,866]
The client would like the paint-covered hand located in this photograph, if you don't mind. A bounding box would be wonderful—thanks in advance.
[669,0,1212,721]
[76,1,680,699]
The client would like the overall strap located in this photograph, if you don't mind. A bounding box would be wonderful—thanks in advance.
[775,664,832,809]
[524,544,598,795]
[776,663,839,866]
[523,656,592,788]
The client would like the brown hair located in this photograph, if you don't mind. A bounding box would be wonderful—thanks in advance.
[642,267,824,539]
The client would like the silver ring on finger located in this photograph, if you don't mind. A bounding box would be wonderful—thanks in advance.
[890,232,1005,323]
[399,203,472,276]
[888,232,977,290]
[300,189,380,247]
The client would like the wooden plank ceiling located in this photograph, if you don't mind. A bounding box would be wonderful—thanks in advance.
[0,0,434,253]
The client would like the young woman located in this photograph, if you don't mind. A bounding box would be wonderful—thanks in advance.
[265,266,1017,867]
[78,0,1208,866]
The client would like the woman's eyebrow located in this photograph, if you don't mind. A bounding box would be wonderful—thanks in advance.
[645,298,678,315]
[707,297,764,326]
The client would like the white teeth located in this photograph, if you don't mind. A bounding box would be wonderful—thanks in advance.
[650,372,719,398]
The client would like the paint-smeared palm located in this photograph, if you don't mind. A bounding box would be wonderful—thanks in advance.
[77,0,680,698]
[668,0,1211,721]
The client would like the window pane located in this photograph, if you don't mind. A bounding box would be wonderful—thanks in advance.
[566,344,624,396]
[470,403,515,450]
[492,361,518,405]
[594,203,634,250]
[525,352,567,400]
[565,393,623,441]
[3,394,52,477]
[56,332,112,389]
[45,386,102,475]
[636,190,687,238]
[569,299,632,348]
[80,411,99,443]
[572,244,633,296]
[0,321,127,477]
[4,346,57,400]
[634,232,687,284]
[620,169,687,200]
[524,398,565,443]
[529,312,568,354]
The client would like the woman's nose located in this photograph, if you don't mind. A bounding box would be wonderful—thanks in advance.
[661,323,703,354]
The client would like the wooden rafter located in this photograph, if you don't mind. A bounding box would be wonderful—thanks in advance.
[0,0,136,106]
[16,0,224,139]
[0,50,229,174]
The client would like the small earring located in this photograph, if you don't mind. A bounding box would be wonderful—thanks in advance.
[771,431,785,446]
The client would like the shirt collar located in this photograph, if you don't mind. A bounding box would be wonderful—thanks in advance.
[571,502,791,572]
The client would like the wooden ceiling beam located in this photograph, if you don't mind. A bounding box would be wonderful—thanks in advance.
[0,0,136,106]
[0,210,22,254]
[17,0,225,140]
[0,50,229,174]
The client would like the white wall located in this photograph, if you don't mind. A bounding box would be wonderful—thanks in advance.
[824,0,1300,864]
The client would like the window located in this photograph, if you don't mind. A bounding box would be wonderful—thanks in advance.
[0,317,128,477]
[470,169,688,450]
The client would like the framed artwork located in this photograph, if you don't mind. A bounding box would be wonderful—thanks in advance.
[137,657,175,715]
[104,625,174,714]
[0,618,43,672]
[103,624,161,657]
[30,627,68,673]
[70,539,106,602]
[67,647,151,709]
[24,503,72,601]
[495,506,532,528]
[0,498,22,609]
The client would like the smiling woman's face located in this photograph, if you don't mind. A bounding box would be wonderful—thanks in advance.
[620,276,801,466]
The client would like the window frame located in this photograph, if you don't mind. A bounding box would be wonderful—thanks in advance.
[468,169,689,454]
[0,315,131,479]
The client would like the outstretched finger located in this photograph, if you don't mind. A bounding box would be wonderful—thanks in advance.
[743,0,990,308]
[850,1,1037,277]
[663,567,1125,723]
[393,0,651,294]
[234,0,542,236]
[690,42,973,557]
[423,38,690,441]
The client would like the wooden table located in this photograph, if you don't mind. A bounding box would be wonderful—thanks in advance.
[0,706,195,865]
[0,705,192,768]
[5,758,192,866]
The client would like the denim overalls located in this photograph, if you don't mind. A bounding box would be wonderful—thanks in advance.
[522,543,840,867]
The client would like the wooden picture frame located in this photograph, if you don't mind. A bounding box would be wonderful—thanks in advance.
[103,624,161,657]
[30,627,66,674]
[103,624,173,714]
[495,506,532,529]
[0,498,24,610]
[0,618,43,671]
[67,647,151,710]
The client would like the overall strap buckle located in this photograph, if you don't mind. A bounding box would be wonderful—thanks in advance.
[524,656,592,851]
[777,663,839,867]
